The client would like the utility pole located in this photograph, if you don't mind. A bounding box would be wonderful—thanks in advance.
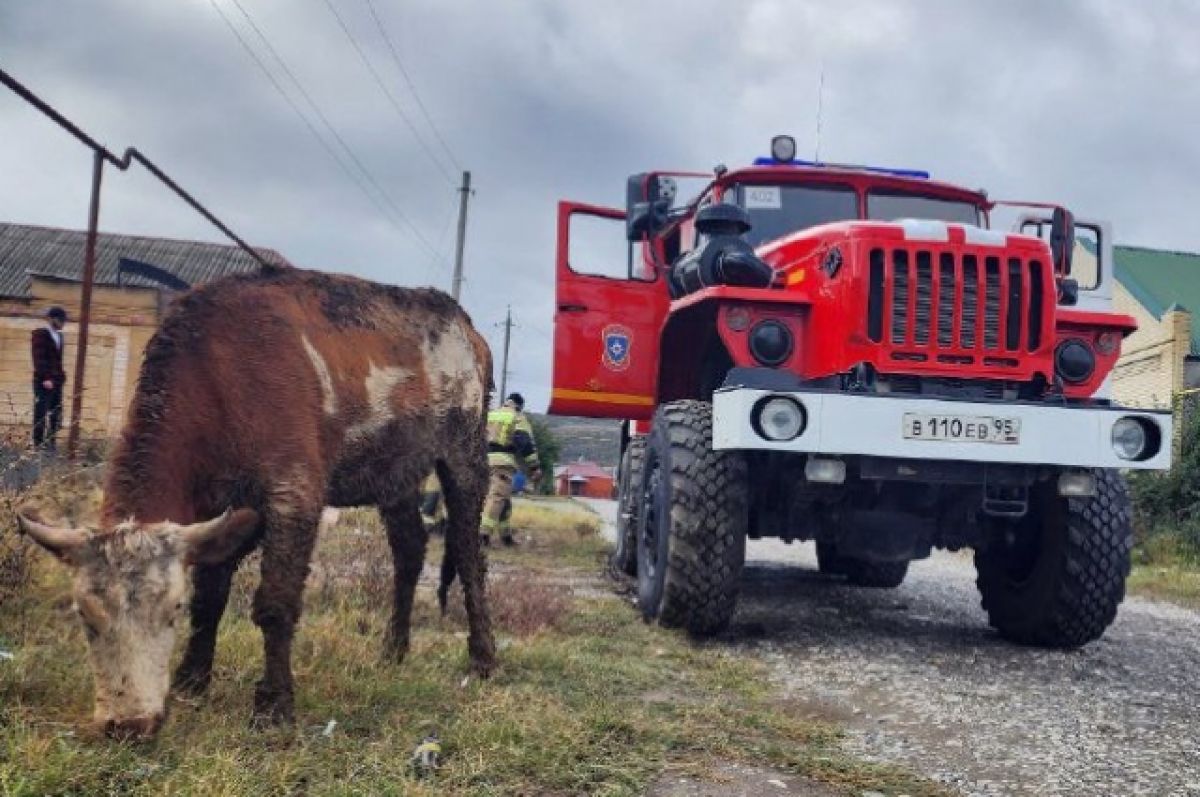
[451,170,471,301]
[66,151,104,460]
[497,304,513,402]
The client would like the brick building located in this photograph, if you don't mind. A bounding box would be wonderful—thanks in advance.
[0,223,287,440]
[1111,246,1200,410]
[555,460,615,499]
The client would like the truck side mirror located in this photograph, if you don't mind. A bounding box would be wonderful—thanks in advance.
[1050,206,1075,276]
[1058,277,1079,306]
[627,202,653,241]
[626,173,666,241]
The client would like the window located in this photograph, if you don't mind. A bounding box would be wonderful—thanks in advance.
[1070,226,1101,290]
[1020,219,1101,290]
[734,184,858,247]
[867,191,981,225]
[567,212,647,280]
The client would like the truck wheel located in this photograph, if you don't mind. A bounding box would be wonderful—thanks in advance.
[841,558,909,588]
[610,436,646,577]
[975,469,1132,647]
[637,400,748,635]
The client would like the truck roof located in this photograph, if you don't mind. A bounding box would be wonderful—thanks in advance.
[715,163,989,208]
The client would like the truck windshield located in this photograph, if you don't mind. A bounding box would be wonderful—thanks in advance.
[733,184,858,247]
[867,191,980,225]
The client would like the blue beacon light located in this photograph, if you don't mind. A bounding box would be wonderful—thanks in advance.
[752,156,930,180]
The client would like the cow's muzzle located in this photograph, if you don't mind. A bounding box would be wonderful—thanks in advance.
[101,713,165,740]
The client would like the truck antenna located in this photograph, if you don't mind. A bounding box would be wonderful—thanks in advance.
[814,64,826,163]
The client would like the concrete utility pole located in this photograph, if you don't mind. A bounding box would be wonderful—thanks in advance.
[450,170,471,301]
[497,304,513,402]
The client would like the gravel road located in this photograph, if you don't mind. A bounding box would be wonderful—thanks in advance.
[579,498,1200,797]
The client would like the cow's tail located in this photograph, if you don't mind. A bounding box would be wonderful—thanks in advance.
[437,544,457,615]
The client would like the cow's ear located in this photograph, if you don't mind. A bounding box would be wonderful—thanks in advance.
[17,510,91,566]
[179,509,260,566]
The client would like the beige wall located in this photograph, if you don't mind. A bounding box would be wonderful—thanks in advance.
[1111,281,1191,410]
[0,278,161,440]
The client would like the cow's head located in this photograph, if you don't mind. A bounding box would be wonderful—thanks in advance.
[17,508,259,739]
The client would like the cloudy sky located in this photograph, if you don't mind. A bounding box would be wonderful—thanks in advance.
[2,0,1198,410]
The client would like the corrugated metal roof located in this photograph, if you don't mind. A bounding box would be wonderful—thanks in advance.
[1115,245,1200,352]
[0,222,289,299]
[558,461,613,480]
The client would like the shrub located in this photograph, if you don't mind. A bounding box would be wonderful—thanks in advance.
[1128,395,1200,561]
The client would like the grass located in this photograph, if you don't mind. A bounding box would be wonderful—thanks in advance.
[1129,532,1200,609]
[1,488,943,796]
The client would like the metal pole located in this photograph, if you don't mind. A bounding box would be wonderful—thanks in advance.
[0,67,273,272]
[450,170,471,301]
[66,151,103,460]
[498,304,512,402]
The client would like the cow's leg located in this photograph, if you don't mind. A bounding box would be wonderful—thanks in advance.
[250,485,322,726]
[173,557,243,696]
[437,457,496,677]
[380,495,428,663]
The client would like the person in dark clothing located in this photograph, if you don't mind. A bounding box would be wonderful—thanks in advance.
[31,306,67,450]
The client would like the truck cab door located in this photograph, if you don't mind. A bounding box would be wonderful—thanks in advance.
[1013,214,1113,314]
[549,201,670,420]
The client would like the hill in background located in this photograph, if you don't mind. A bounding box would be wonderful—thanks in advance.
[534,414,622,468]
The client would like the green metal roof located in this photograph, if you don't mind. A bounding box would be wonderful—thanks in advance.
[1114,245,1200,352]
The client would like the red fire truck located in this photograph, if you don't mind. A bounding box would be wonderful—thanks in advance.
[549,135,1171,647]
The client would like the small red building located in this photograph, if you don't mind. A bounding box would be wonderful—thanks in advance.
[555,460,615,498]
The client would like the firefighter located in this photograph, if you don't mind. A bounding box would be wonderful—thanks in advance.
[483,392,542,546]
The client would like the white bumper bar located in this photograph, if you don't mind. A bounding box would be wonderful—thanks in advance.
[712,388,1172,470]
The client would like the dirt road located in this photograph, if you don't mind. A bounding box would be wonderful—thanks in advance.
[580,498,1200,797]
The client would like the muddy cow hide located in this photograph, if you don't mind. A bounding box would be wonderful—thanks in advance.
[18,265,495,738]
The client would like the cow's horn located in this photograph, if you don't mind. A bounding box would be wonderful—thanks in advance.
[178,508,234,548]
[17,512,89,560]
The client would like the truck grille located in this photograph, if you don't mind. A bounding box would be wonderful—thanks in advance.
[867,248,1045,361]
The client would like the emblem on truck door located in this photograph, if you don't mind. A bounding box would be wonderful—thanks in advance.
[601,324,632,371]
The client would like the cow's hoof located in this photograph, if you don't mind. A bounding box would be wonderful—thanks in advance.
[251,688,294,728]
[249,704,294,729]
[470,654,497,679]
[383,633,410,665]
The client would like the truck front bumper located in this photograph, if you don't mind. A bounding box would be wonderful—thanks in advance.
[712,387,1172,470]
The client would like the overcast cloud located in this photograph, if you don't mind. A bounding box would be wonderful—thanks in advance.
[2,0,1198,410]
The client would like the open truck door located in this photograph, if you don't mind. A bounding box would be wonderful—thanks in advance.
[549,201,670,419]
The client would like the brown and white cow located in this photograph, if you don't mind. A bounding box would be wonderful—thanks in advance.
[18,266,495,738]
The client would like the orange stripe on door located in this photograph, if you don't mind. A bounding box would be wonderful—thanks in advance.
[551,388,655,406]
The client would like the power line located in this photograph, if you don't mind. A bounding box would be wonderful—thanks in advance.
[319,0,456,186]
[217,0,444,262]
[362,0,462,172]
[206,0,440,259]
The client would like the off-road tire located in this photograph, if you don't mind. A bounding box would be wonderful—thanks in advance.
[841,558,909,588]
[637,400,748,635]
[610,437,646,577]
[975,469,1132,648]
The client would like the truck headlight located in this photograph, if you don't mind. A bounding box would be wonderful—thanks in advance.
[1055,339,1096,384]
[771,134,797,163]
[1111,417,1148,461]
[749,320,793,367]
[753,396,806,441]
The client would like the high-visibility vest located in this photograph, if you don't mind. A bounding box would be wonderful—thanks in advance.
[486,406,538,469]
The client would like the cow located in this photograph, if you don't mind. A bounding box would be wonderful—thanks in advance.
[17,265,496,739]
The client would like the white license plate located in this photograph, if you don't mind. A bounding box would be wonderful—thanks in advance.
[902,413,1020,444]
